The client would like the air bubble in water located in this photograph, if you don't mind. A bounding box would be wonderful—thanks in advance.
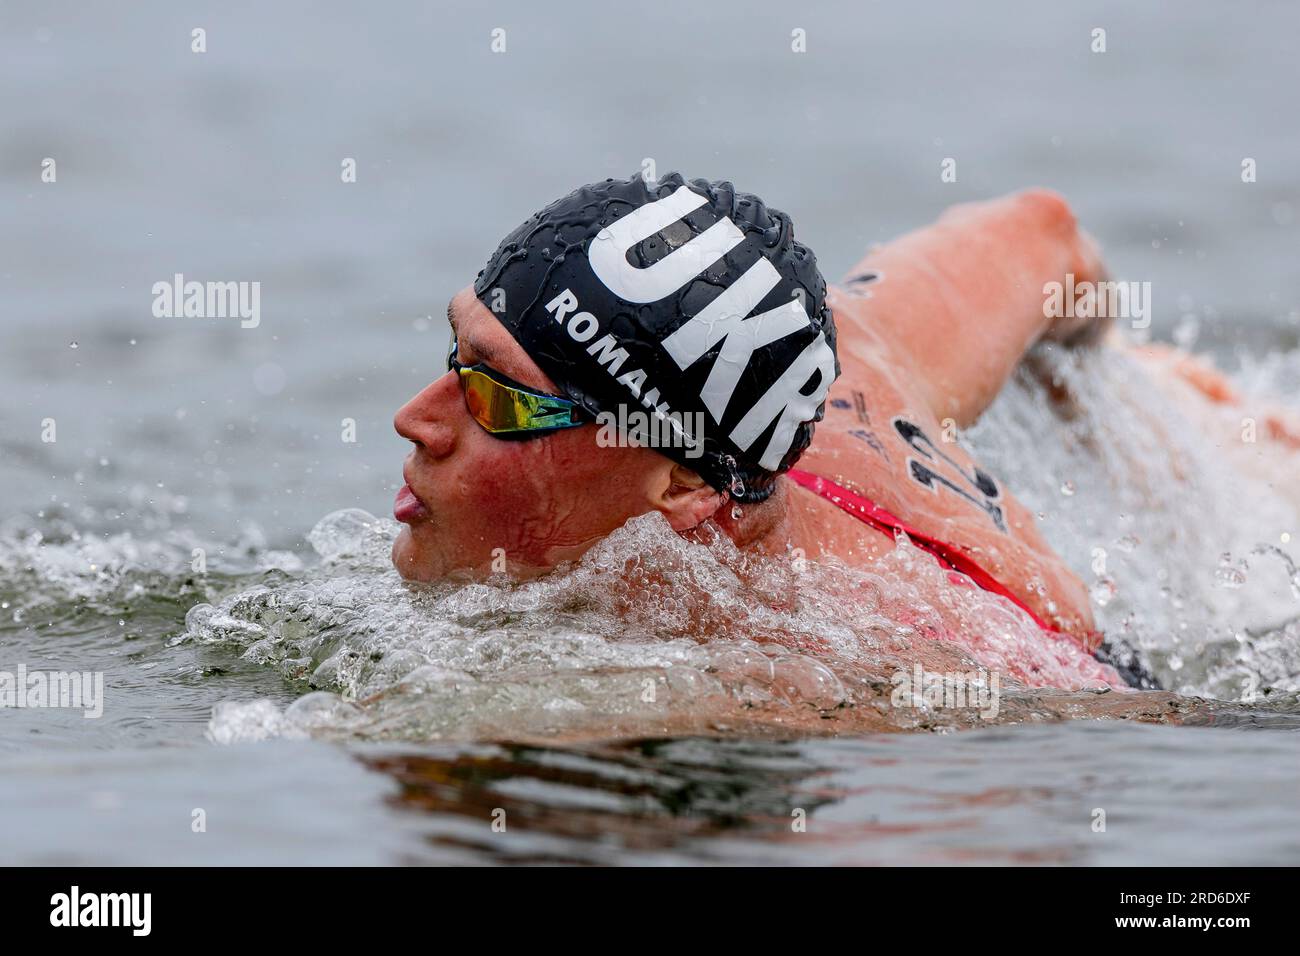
[206,699,294,744]
[1090,576,1117,607]
[1214,553,1247,589]
[1060,480,1076,497]
[307,508,390,561]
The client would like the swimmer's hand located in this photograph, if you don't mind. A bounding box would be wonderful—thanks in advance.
[1042,226,1114,347]
[1133,342,1300,450]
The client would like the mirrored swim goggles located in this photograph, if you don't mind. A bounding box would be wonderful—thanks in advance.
[448,341,589,437]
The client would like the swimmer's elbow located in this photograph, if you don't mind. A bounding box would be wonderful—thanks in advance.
[1013,187,1078,234]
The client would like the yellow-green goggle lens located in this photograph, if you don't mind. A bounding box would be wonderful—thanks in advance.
[458,366,580,434]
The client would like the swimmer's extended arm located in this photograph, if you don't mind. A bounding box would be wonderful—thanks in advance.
[831,189,1108,427]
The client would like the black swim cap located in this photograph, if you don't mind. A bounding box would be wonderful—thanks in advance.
[474,171,838,503]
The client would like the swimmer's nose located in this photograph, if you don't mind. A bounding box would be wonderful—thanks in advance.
[394,374,458,459]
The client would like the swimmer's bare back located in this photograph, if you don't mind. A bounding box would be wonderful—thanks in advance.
[786,190,1108,636]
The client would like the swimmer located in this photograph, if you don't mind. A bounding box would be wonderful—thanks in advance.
[389,172,1292,686]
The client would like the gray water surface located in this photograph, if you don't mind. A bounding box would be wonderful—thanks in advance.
[4,724,1299,866]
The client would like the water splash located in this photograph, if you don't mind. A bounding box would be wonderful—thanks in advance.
[967,344,1300,700]
[0,490,301,612]
[182,500,1140,745]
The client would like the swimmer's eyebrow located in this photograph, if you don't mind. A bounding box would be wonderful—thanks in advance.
[446,297,553,391]
[446,299,502,366]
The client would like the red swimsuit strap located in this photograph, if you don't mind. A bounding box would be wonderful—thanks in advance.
[785,467,1100,653]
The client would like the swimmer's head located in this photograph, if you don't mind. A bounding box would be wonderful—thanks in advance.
[393,172,838,581]
[475,172,838,503]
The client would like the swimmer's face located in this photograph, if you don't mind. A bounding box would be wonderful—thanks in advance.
[391,287,725,582]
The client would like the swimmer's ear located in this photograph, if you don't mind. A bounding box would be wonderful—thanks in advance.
[651,462,726,531]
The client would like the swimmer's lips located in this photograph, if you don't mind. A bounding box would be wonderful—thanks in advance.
[394,483,431,524]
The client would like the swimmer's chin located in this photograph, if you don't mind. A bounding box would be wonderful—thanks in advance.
[391,528,509,583]
[391,528,437,582]
[390,528,569,584]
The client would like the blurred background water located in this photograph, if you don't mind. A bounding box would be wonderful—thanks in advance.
[2,0,1299,865]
